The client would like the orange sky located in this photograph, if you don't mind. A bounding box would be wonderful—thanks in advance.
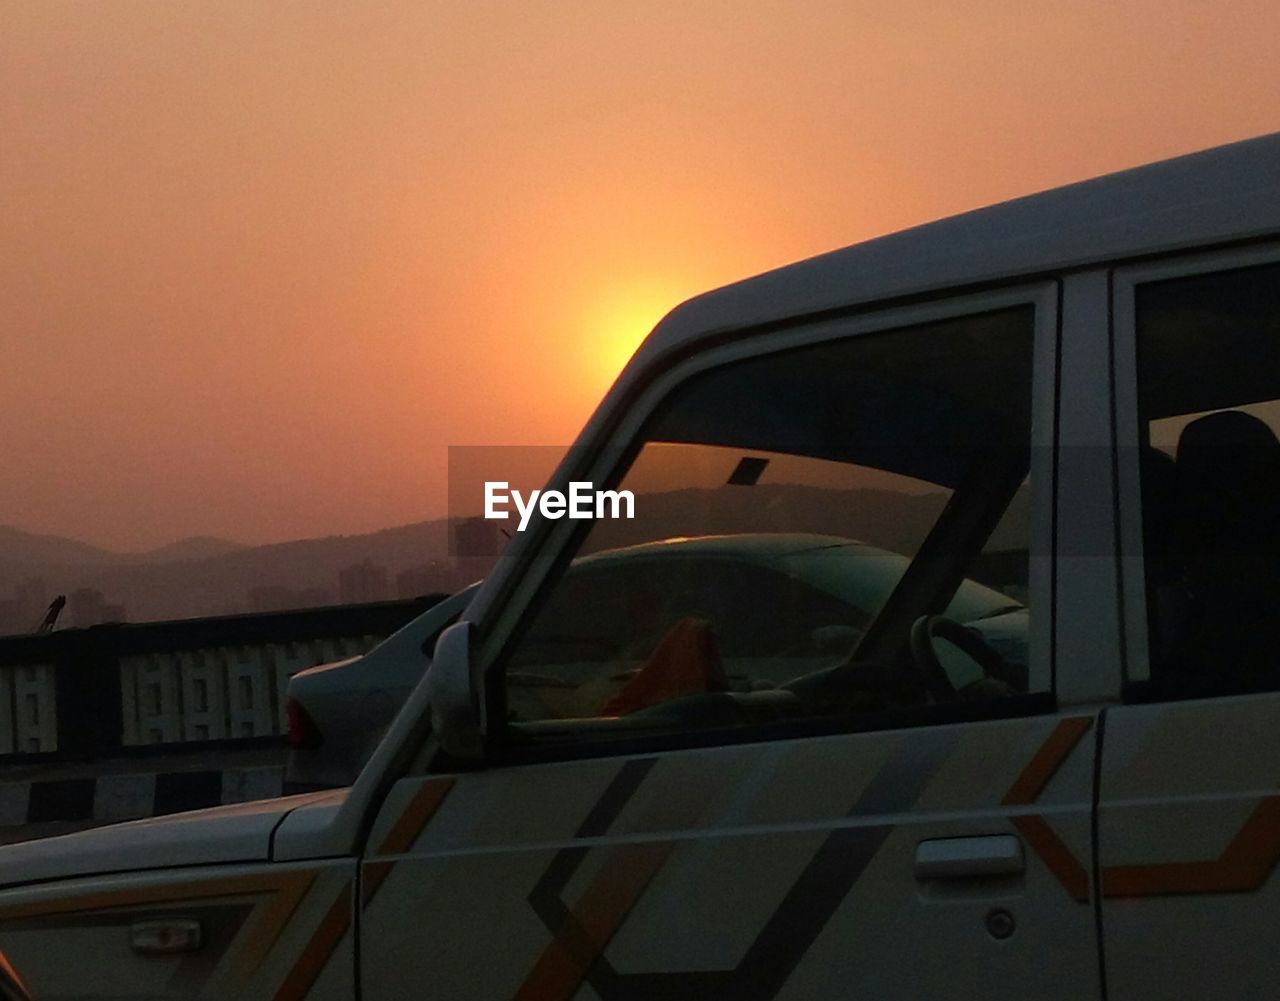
[2,1,1278,551]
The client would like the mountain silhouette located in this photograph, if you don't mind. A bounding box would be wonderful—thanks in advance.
[0,482,1028,630]
[0,525,247,567]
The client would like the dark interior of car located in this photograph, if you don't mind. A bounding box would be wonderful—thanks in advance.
[1136,261,1280,698]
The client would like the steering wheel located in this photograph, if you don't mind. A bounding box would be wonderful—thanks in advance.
[909,615,1014,703]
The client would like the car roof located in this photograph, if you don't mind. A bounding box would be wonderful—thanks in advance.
[629,131,1280,373]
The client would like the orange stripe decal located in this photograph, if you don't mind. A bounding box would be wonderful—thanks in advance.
[274,882,353,1001]
[1001,716,1094,902]
[0,868,321,995]
[514,842,674,1001]
[1011,815,1090,902]
[0,869,315,924]
[1102,795,1280,897]
[361,861,395,908]
[362,778,455,908]
[1003,716,1093,806]
[378,778,455,856]
[0,947,31,1001]
[1004,716,1280,900]
[232,870,319,979]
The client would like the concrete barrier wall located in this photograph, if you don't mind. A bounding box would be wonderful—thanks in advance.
[0,764,288,827]
[114,636,380,747]
[0,664,58,755]
[0,597,439,761]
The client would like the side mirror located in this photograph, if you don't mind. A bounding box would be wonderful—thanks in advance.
[425,620,486,761]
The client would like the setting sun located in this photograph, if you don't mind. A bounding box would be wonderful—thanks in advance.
[3,1,1277,553]
[580,282,687,390]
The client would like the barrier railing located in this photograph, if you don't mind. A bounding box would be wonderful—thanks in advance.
[0,596,441,762]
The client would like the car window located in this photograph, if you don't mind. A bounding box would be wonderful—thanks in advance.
[500,305,1042,741]
[1135,261,1280,698]
[510,564,654,667]
[518,558,860,663]
[644,558,869,658]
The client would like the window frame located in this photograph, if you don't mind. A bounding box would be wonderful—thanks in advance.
[478,283,1061,763]
[1113,242,1280,694]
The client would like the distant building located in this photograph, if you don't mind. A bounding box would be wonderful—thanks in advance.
[0,577,51,633]
[453,518,504,588]
[338,560,389,605]
[0,599,22,636]
[295,587,333,608]
[15,577,47,617]
[69,588,108,627]
[395,561,452,599]
[453,517,503,558]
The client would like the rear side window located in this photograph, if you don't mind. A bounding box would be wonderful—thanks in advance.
[1135,261,1280,698]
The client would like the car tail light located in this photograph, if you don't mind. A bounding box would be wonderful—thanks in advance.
[286,697,323,750]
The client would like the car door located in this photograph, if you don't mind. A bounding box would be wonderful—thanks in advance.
[359,286,1104,1000]
[1100,246,1280,998]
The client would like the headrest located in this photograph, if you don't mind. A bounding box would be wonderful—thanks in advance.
[1178,410,1280,476]
[1176,410,1280,556]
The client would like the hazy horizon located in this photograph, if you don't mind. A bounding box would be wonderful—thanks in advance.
[0,481,966,627]
[4,2,1278,550]
[0,510,472,556]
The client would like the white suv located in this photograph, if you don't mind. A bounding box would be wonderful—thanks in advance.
[1,132,1278,1001]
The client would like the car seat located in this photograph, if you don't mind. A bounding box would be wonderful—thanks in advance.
[599,617,728,715]
[1172,410,1280,687]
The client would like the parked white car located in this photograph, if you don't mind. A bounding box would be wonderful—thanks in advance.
[285,533,1028,789]
[285,588,473,790]
[2,133,1279,1001]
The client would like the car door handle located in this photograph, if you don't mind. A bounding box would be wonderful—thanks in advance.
[914,835,1024,880]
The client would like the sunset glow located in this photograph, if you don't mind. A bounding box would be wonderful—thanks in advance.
[581,282,687,391]
[2,2,1278,553]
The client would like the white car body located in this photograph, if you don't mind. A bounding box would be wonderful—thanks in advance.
[2,132,1279,1001]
